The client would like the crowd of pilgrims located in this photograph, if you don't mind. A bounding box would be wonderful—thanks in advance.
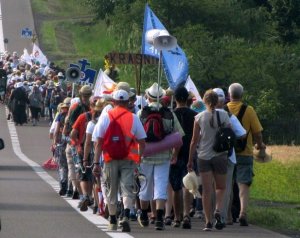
[0,50,264,233]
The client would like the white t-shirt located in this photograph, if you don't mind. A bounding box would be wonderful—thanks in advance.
[49,121,57,134]
[92,104,113,142]
[86,120,96,135]
[217,109,246,164]
[92,109,146,141]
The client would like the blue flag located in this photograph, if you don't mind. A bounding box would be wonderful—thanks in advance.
[142,4,189,89]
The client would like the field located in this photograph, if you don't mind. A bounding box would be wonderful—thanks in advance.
[31,0,117,72]
[249,146,300,236]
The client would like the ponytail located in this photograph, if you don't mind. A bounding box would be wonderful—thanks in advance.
[203,89,219,128]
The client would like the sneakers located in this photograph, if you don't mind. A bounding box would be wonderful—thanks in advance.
[214,212,224,230]
[189,208,195,217]
[59,188,67,196]
[80,197,89,212]
[137,214,149,227]
[120,217,131,232]
[130,212,137,221]
[181,216,191,229]
[93,205,98,214]
[72,190,79,200]
[155,220,165,230]
[66,190,73,197]
[108,223,118,231]
[203,222,213,231]
[239,213,249,226]
[149,216,156,224]
[194,210,204,219]
[165,216,172,226]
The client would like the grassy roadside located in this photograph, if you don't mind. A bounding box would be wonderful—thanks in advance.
[249,146,300,236]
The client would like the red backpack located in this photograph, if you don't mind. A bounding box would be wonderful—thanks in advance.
[141,106,174,142]
[102,111,131,160]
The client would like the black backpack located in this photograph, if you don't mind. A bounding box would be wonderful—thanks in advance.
[140,106,174,142]
[213,111,236,156]
[224,104,249,153]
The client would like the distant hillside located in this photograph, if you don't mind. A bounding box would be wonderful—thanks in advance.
[31,0,116,70]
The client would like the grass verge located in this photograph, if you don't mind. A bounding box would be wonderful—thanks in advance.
[249,145,300,236]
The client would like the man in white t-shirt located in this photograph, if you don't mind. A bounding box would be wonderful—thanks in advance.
[92,89,146,232]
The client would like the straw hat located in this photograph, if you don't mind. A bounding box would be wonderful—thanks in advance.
[63,97,72,105]
[145,82,166,100]
[60,103,70,109]
[79,85,92,96]
[94,98,107,112]
[253,147,272,163]
[182,171,201,198]
[115,82,135,97]
[165,87,174,96]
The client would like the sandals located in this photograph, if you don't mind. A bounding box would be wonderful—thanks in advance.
[171,219,181,228]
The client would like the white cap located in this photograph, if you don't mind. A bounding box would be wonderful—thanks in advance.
[70,97,80,106]
[57,72,64,77]
[113,89,129,101]
[213,88,225,99]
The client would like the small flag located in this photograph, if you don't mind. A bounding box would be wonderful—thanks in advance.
[31,43,48,65]
[20,48,32,66]
[185,76,202,101]
[93,69,116,97]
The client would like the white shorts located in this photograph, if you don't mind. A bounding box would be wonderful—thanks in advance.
[138,161,170,201]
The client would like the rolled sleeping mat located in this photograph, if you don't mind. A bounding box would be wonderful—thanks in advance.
[143,132,183,157]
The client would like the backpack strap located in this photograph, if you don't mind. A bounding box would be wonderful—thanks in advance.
[223,104,232,117]
[216,111,221,128]
[85,111,92,122]
[236,104,247,123]
[224,104,229,113]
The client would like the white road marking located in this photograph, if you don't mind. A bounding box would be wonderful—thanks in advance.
[6,108,134,238]
[0,1,5,52]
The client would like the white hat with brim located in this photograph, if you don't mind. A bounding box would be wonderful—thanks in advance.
[182,171,201,198]
[253,147,272,163]
[145,82,166,100]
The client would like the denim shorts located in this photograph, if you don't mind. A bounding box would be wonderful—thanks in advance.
[236,155,254,186]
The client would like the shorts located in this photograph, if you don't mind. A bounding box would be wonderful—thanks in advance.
[198,154,227,174]
[79,167,93,182]
[236,155,254,186]
[78,154,93,182]
[169,159,187,191]
[103,160,136,205]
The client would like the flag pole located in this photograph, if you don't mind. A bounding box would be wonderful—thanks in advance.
[157,50,162,110]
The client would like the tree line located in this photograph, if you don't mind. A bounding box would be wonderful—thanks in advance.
[79,0,300,144]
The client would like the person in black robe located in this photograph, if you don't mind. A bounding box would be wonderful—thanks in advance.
[9,82,29,125]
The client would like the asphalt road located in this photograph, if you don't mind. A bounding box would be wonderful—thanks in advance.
[1,0,36,55]
[0,0,292,237]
